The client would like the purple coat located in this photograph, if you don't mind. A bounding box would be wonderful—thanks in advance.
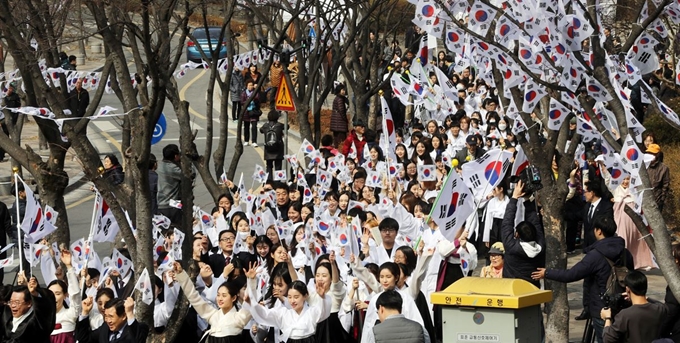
[240,89,261,122]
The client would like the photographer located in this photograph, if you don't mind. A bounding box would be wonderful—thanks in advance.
[601,271,667,343]
[501,180,545,288]
[532,216,633,343]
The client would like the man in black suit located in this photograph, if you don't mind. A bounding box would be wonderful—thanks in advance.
[76,297,149,343]
[0,273,56,343]
[110,249,135,299]
[202,229,237,278]
[582,180,614,249]
[576,180,614,321]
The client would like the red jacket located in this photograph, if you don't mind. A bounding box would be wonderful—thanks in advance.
[342,130,367,162]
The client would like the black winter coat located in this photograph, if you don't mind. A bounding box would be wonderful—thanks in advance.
[501,198,545,287]
[259,121,285,161]
[69,88,89,117]
[545,236,633,319]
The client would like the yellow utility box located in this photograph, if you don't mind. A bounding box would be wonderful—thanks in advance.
[431,277,552,342]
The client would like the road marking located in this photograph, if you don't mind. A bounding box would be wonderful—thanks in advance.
[171,118,204,131]
[179,68,265,161]
[92,121,122,153]
[67,193,95,210]
[179,70,208,120]
[92,121,118,132]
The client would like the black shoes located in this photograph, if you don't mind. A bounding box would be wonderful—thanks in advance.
[575,309,590,320]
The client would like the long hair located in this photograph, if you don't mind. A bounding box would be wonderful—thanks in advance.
[264,263,293,308]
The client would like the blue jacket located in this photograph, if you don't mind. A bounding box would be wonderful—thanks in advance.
[545,236,633,318]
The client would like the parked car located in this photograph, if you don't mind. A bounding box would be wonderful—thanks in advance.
[186,27,227,63]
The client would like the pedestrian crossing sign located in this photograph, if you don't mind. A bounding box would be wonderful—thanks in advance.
[275,78,296,112]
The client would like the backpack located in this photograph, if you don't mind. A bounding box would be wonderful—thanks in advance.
[264,124,281,152]
[602,250,629,305]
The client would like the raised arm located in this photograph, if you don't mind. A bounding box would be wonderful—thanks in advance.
[350,254,380,293]
[173,262,217,321]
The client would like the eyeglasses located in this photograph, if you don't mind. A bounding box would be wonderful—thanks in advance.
[8,300,24,306]
[220,237,235,242]
[380,228,397,233]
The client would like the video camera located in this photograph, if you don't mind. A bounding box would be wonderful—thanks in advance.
[510,165,543,196]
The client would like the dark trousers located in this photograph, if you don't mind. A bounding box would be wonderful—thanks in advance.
[266,159,283,180]
[582,275,592,310]
[566,220,579,252]
[592,317,604,343]
[159,207,182,226]
[243,121,258,144]
[0,121,8,160]
[332,131,346,148]
[231,101,242,121]
[269,87,278,107]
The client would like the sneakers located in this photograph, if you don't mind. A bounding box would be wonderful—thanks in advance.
[252,143,259,148]
[244,142,249,146]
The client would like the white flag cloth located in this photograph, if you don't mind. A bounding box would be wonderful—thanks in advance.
[273,170,287,181]
[548,98,570,131]
[619,134,644,177]
[461,149,513,198]
[92,192,120,243]
[468,0,497,36]
[511,146,529,178]
[0,254,13,269]
[112,248,133,276]
[18,176,44,242]
[429,170,475,241]
[627,33,659,75]
[134,268,154,305]
[417,164,437,181]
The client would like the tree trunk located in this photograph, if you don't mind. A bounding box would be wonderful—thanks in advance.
[297,104,313,143]
[542,201,570,342]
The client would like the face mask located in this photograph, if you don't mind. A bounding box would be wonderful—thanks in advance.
[498,124,507,130]
[237,231,250,241]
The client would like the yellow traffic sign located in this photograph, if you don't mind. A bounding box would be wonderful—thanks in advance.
[275,77,296,112]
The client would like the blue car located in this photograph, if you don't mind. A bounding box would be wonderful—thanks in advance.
[186,27,228,63]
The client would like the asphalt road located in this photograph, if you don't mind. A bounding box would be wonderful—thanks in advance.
[63,68,285,254]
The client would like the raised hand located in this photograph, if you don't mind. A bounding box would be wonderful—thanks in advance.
[173,261,183,274]
[82,296,94,316]
[17,270,27,286]
[352,278,359,290]
[124,297,135,317]
[27,277,39,295]
[223,263,235,278]
[512,180,525,199]
[316,281,326,298]
[245,261,259,279]
[246,235,256,247]
[60,249,73,268]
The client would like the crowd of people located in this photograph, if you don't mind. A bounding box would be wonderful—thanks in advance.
[1,24,679,343]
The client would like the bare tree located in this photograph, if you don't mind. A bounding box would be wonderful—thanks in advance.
[430,0,680,341]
